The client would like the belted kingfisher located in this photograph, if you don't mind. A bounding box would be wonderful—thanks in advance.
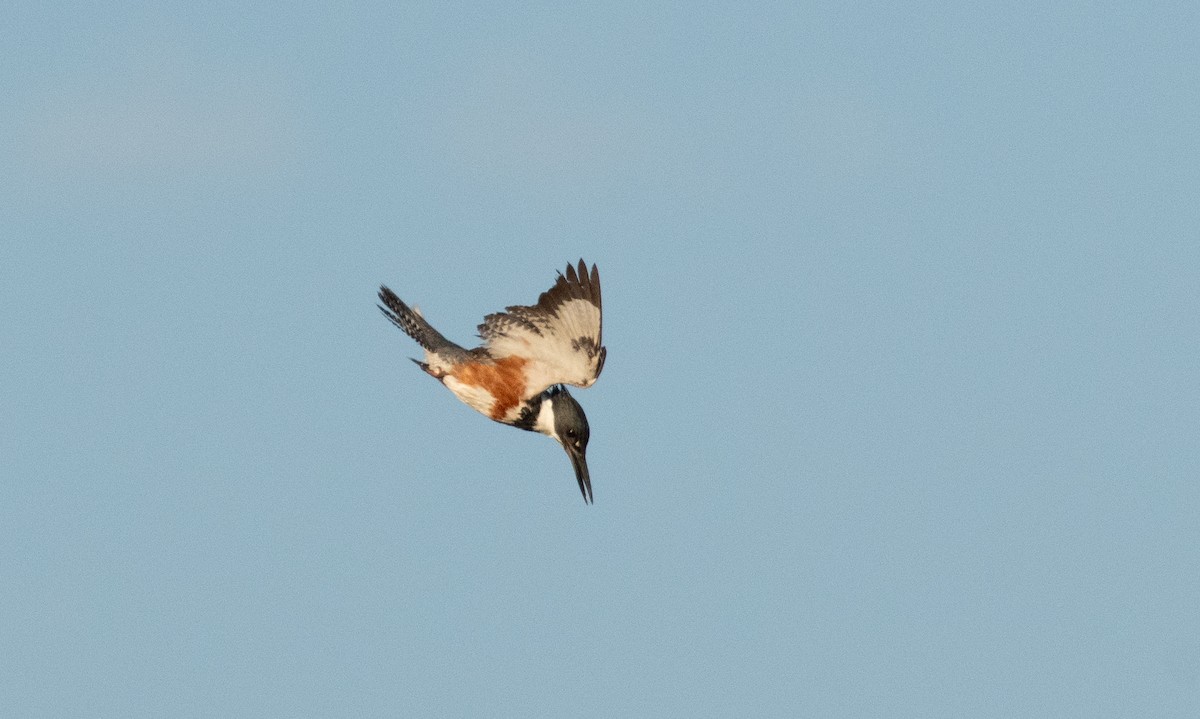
[377,259,606,503]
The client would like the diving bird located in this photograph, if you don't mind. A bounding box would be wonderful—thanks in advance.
[377,259,606,503]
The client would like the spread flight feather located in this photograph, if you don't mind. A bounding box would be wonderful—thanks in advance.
[478,259,606,395]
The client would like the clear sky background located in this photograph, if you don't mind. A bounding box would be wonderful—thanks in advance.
[3,2,1198,717]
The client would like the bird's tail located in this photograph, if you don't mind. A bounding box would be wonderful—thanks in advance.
[377,286,467,358]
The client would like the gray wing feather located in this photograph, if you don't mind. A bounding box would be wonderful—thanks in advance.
[478,260,606,389]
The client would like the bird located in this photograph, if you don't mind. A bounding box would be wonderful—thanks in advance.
[377,259,606,503]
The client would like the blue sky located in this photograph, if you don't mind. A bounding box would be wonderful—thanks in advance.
[2,2,1197,717]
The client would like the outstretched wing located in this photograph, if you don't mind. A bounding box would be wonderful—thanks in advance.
[478,259,606,395]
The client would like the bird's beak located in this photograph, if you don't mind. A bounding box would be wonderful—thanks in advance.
[565,444,593,504]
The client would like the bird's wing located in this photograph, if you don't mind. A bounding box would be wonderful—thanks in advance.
[478,259,606,394]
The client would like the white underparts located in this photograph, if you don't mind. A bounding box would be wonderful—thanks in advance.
[442,376,497,417]
[423,348,457,377]
[534,398,558,442]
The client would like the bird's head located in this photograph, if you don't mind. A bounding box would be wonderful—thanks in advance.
[535,386,592,503]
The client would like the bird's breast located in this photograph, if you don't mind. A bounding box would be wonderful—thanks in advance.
[443,355,530,422]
